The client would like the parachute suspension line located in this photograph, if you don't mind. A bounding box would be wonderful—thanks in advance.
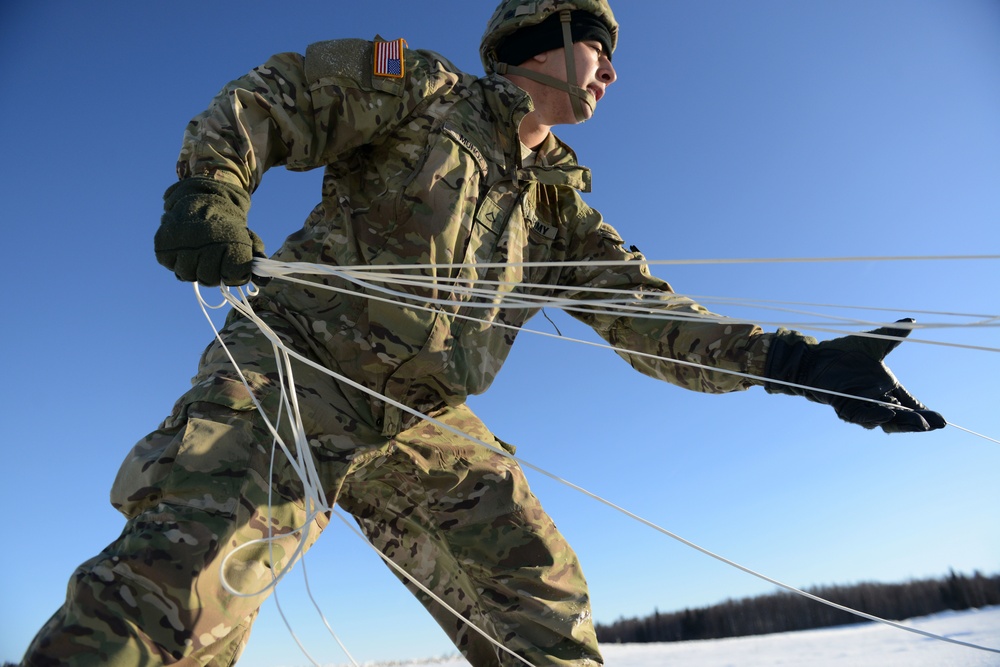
[195,284,326,579]
[257,258,1000,354]
[510,457,1000,656]
[259,257,999,333]
[194,283,536,667]
[946,422,1000,446]
[195,279,1000,656]
[299,557,362,667]
[681,295,999,327]
[194,283,359,667]
[264,406,362,667]
[266,270,1000,359]
[330,510,540,667]
[255,261,1000,447]
[261,391,338,667]
[256,254,1000,274]
[265,271,960,430]
[270,592,327,667]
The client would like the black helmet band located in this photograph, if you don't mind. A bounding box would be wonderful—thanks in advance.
[495,10,613,66]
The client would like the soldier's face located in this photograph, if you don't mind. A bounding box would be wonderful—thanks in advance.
[525,39,617,125]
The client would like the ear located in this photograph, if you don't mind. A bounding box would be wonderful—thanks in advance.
[530,50,550,64]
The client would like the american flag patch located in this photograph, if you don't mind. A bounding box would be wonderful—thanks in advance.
[373,38,406,78]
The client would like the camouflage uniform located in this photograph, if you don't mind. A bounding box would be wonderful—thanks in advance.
[24,22,770,667]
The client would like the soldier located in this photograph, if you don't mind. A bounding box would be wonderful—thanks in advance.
[22,1,945,666]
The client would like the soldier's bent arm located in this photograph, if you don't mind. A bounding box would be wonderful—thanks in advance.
[175,41,455,192]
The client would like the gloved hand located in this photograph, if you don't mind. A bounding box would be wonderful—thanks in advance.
[763,319,946,433]
[154,176,265,286]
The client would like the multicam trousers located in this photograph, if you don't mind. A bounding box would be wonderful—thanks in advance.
[22,316,602,667]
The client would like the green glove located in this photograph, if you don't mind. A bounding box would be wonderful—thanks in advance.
[154,176,264,286]
[763,319,946,433]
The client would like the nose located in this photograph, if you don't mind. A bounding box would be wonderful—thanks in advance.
[598,57,617,85]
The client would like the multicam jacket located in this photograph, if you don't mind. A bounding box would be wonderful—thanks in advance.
[177,38,769,436]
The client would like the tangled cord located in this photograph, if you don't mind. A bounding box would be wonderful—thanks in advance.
[192,255,1000,663]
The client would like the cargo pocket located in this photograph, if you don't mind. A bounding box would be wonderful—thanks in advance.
[111,407,258,520]
[111,371,277,519]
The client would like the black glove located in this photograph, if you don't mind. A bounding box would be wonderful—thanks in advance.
[763,319,946,433]
[154,176,265,286]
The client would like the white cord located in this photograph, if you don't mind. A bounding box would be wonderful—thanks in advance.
[257,258,1000,354]
[250,262,1000,441]
[195,284,537,665]
[190,253,1000,661]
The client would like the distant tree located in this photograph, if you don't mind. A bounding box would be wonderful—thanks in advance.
[596,571,1000,644]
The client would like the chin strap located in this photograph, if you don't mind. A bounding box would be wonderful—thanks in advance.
[494,10,595,123]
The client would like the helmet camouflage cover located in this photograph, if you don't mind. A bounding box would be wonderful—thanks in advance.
[480,0,618,74]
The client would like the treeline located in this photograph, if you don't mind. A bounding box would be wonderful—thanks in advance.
[597,569,1000,644]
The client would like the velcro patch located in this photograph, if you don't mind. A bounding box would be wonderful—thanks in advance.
[304,39,371,84]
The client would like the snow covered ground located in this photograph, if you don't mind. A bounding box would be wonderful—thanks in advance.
[359,606,1000,667]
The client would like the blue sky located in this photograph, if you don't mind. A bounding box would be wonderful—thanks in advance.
[2,1,998,665]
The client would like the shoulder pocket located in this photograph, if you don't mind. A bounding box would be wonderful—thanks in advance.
[597,222,625,246]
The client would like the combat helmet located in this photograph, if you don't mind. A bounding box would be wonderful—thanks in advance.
[481,0,618,122]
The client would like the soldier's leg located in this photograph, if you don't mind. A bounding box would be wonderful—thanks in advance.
[338,405,602,667]
[23,313,386,666]
[22,397,326,667]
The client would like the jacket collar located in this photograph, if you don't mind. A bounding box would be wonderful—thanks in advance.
[521,133,592,193]
[479,74,592,192]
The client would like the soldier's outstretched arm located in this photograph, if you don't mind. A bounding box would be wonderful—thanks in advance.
[759,318,946,433]
[554,201,944,431]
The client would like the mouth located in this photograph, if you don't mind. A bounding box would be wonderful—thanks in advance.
[588,84,605,103]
